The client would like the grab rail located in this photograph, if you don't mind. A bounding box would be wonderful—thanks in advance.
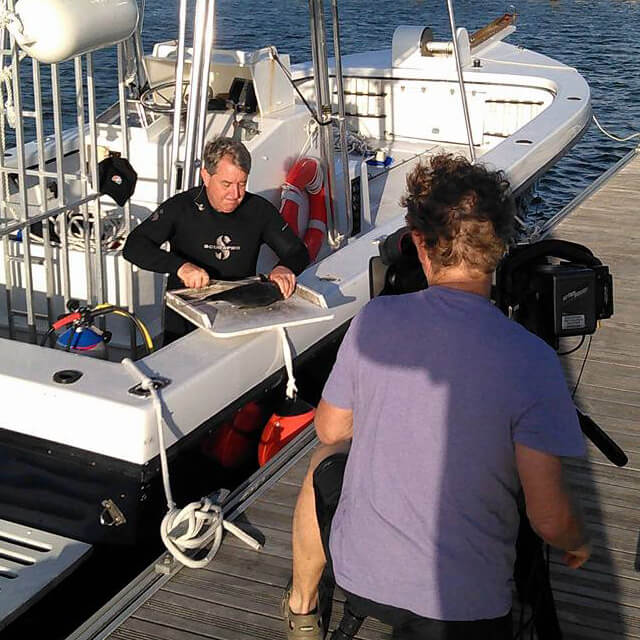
[0,23,132,344]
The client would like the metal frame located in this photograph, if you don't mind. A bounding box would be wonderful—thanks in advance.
[0,28,130,343]
[446,0,476,162]
[308,0,341,248]
[169,0,188,196]
[168,0,217,194]
[117,43,137,352]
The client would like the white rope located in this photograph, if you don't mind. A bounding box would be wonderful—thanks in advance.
[298,119,319,162]
[336,127,375,157]
[0,2,31,128]
[121,358,261,568]
[0,61,9,215]
[0,4,33,47]
[0,11,27,222]
[50,209,126,251]
[0,63,16,128]
[277,326,297,399]
[592,113,640,143]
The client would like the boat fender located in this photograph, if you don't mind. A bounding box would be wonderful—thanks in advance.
[258,396,315,466]
[201,401,265,469]
[280,157,328,262]
[13,0,139,64]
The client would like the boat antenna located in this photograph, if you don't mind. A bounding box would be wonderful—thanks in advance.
[445,0,476,162]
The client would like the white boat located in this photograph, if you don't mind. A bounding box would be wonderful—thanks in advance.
[0,0,590,625]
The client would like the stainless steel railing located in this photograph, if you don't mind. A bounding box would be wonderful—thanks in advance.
[0,20,133,345]
[172,0,216,193]
[307,0,355,248]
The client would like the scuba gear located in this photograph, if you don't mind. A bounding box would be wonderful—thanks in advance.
[42,300,153,357]
[56,325,107,358]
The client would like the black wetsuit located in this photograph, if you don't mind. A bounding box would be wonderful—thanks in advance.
[123,186,310,340]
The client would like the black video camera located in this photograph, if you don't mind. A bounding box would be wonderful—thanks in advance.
[369,227,426,298]
[370,228,613,352]
[495,239,613,350]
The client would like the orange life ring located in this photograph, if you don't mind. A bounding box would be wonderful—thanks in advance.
[280,157,328,261]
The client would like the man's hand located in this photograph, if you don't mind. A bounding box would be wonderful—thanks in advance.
[563,541,591,569]
[269,265,296,298]
[516,443,590,568]
[177,262,209,289]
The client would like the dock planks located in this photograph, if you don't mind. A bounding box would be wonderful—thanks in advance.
[546,149,640,640]
[101,149,640,640]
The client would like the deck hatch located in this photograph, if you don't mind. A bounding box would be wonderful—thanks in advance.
[0,519,91,630]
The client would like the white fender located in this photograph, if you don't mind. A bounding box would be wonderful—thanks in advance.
[14,0,139,64]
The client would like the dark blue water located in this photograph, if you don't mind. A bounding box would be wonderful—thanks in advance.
[22,0,640,221]
[141,0,640,220]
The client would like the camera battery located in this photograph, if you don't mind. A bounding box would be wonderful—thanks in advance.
[549,266,597,337]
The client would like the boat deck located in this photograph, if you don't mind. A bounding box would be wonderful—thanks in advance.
[70,148,640,640]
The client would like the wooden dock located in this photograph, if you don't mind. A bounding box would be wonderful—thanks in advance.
[69,149,640,640]
[545,148,640,639]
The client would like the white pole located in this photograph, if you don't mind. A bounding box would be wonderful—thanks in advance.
[169,0,188,196]
[445,0,476,162]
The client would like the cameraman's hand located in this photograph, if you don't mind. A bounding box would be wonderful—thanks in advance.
[177,262,209,289]
[563,542,591,569]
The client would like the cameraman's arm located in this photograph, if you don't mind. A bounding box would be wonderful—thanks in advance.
[315,399,353,445]
[516,443,590,568]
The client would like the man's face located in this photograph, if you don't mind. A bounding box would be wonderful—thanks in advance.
[201,155,248,213]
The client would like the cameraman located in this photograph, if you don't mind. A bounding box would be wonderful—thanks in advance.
[282,155,589,640]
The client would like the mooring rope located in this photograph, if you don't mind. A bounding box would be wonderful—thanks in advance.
[121,357,262,569]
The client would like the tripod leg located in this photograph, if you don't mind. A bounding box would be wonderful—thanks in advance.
[515,516,563,640]
[330,601,366,640]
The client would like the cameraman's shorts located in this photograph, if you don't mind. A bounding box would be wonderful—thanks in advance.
[312,452,512,640]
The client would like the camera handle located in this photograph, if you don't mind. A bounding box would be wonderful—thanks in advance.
[576,410,628,467]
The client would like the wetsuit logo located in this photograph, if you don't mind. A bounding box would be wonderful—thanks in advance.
[204,235,241,260]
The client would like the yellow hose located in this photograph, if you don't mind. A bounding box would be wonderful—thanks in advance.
[94,303,154,352]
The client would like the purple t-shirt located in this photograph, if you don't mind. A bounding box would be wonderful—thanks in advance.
[323,285,585,621]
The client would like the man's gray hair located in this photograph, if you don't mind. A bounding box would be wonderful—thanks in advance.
[202,137,252,175]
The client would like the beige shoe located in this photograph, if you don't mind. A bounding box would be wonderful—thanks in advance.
[281,580,325,640]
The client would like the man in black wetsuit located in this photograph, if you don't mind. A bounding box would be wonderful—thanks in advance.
[123,137,310,342]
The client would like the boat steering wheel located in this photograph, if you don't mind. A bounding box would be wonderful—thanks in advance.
[139,80,214,114]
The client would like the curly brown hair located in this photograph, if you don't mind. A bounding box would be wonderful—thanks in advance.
[403,154,515,274]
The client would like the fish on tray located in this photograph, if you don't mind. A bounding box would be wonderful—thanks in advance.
[200,278,284,309]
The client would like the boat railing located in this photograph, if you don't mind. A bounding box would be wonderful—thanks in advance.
[308,0,352,248]
[169,0,216,196]
[0,24,136,348]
